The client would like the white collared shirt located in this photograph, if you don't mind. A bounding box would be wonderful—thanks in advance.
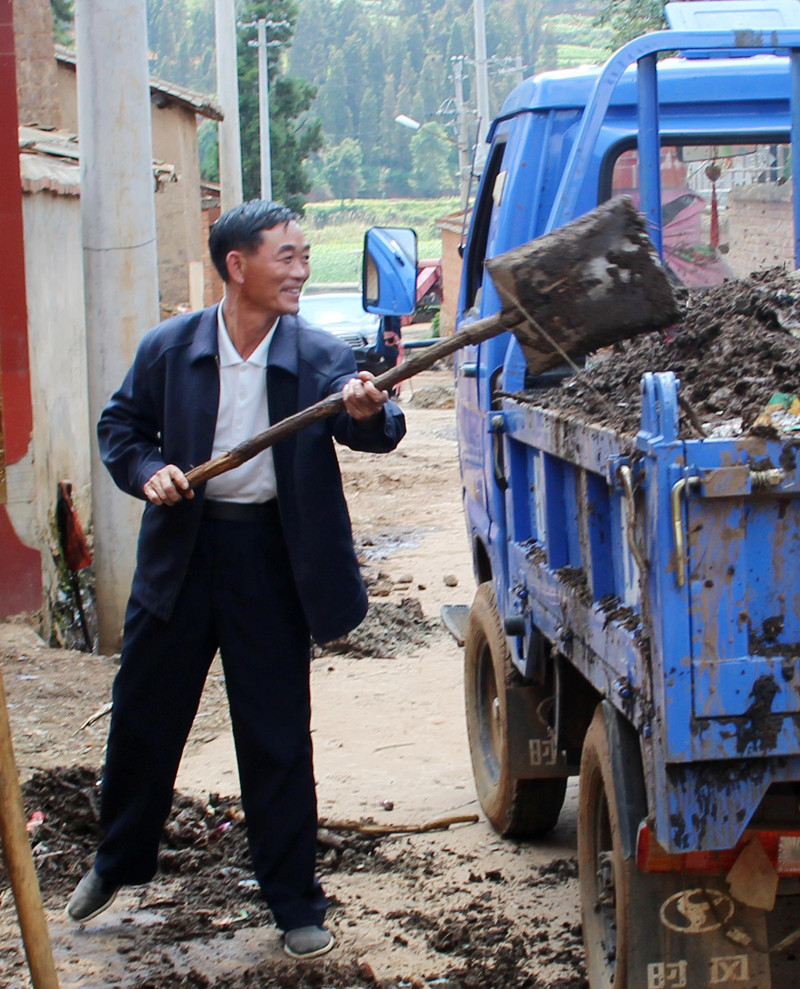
[204,303,278,503]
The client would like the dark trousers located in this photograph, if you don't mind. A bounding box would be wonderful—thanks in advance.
[94,505,327,931]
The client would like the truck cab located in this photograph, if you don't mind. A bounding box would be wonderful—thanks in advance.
[458,49,795,619]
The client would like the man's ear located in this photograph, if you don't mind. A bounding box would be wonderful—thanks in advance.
[226,250,245,285]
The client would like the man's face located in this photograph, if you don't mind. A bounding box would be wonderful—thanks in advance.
[230,220,310,317]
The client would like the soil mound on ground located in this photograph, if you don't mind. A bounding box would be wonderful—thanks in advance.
[525,267,800,438]
[320,598,442,658]
[7,767,586,989]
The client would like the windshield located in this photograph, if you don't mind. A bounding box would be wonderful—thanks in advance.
[610,141,791,287]
[300,295,372,325]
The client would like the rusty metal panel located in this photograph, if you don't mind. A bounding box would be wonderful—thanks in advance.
[700,465,752,497]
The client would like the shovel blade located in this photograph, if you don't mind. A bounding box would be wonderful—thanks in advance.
[487,197,679,375]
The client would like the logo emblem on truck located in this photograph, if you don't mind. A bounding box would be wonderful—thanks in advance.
[659,888,734,934]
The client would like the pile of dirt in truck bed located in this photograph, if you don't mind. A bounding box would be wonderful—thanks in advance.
[524,267,800,438]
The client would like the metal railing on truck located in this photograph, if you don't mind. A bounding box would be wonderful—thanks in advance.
[546,9,800,267]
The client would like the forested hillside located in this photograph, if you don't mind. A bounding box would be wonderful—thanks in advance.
[144,0,611,202]
[286,0,608,198]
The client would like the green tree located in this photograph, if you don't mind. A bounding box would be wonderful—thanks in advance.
[50,0,74,44]
[357,87,382,191]
[409,124,456,197]
[286,0,331,85]
[323,138,364,202]
[317,49,354,144]
[183,0,216,92]
[419,54,445,121]
[148,0,192,84]
[58,0,630,202]
[594,0,666,50]
[235,1,322,210]
[198,118,219,182]
[265,75,322,210]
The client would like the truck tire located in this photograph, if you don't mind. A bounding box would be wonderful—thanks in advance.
[578,705,631,989]
[464,582,567,837]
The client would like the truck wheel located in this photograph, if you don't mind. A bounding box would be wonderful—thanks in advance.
[578,705,631,989]
[464,582,566,837]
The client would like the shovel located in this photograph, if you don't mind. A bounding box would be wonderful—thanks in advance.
[186,197,677,489]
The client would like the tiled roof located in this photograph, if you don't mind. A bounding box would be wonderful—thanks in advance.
[55,45,223,121]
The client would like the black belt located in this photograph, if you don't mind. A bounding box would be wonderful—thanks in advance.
[203,500,279,522]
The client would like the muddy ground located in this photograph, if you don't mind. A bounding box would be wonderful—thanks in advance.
[527,266,800,439]
[0,369,584,989]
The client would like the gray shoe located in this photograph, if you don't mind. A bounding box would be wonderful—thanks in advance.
[283,925,335,959]
[65,867,119,923]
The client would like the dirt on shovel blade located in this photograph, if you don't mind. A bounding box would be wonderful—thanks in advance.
[523,267,800,440]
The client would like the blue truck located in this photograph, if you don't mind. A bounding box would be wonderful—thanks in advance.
[364,3,800,986]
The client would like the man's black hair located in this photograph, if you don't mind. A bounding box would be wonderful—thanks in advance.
[209,199,297,282]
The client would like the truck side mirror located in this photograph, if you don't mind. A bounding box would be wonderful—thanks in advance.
[362,226,418,316]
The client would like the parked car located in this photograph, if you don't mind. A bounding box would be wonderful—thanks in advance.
[298,292,383,372]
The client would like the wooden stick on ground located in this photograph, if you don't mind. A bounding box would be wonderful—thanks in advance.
[0,667,60,989]
[318,813,479,836]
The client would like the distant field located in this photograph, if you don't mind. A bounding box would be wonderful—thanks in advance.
[303,197,460,286]
[549,11,612,67]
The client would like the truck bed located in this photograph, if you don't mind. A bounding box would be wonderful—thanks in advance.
[500,365,800,852]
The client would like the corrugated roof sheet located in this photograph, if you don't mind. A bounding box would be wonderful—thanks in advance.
[19,125,176,197]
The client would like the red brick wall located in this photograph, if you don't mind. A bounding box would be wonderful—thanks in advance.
[724,184,795,276]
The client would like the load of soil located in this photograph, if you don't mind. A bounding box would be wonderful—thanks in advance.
[7,767,586,989]
[525,267,800,438]
[320,597,442,659]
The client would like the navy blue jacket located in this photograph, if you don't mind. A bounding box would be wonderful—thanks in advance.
[98,305,406,643]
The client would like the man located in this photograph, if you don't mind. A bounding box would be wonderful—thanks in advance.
[66,200,406,960]
[378,314,403,369]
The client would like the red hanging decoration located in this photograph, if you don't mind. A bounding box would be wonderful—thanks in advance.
[705,162,721,248]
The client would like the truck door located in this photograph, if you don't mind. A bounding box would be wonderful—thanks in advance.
[455,137,511,582]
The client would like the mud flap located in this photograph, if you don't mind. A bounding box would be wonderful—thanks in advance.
[600,703,772,987]
[626,870,771,989]
[505,684,576,778]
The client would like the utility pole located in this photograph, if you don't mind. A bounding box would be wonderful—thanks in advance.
[451,56,471,210]
[256,19,272,200]
[248,19,288,201]
[215,0,243,211]
[473,0,491,173]
[76,0,160,652]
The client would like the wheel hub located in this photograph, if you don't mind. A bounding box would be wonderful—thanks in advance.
[596,850,616,909]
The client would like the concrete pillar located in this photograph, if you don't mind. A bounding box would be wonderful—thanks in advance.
[451,55,471,209]
[215,0,243,212]
[257,18,272,201]
[473,0,491,173]
[76,0,159,652]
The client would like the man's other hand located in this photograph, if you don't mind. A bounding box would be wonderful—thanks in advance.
[143,465,194,505]
[342,371,389,422]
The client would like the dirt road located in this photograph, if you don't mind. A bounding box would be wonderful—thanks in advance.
[0,369,584,988]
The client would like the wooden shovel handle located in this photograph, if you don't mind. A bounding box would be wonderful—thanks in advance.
[0,669,60,988]
[185,313,512,489]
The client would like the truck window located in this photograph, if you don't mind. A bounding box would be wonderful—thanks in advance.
[463,140,508,313]
[610,142,791,285]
